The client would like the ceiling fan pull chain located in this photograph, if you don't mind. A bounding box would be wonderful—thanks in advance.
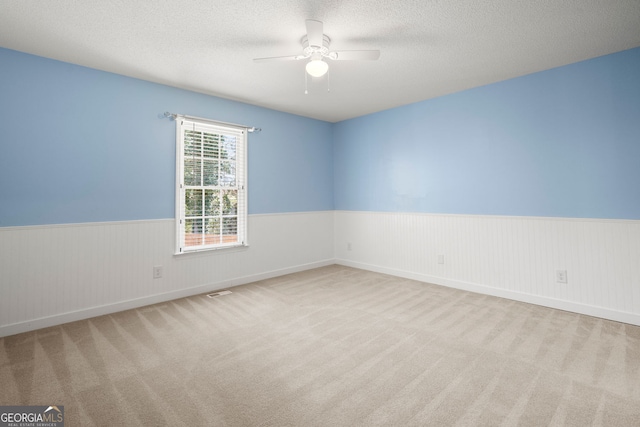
[327,69,330,92]
[304,69,309,95]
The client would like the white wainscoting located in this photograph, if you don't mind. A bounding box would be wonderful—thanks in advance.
[0,211,335,337]
[334,211,640,326]
[3,210,639,337]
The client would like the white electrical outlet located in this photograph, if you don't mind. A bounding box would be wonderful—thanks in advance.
[347,242,352,251]
[153,266,163,279]
[556,269,567,284]
[437,255,445,265]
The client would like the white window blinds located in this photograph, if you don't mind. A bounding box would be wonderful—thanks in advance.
[175,119,247,253]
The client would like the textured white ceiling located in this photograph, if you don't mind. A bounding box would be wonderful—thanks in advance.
[1,0,639,122]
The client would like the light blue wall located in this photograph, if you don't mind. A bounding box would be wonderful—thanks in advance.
[0,48,334,227]
[2,47,639,227]
[334,47,640,219]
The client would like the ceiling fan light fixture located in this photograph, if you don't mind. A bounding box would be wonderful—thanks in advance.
[306,59,328,77]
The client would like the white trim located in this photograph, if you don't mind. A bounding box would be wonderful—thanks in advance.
[0,259,336,338]
[334,209,640,224]
[0,218,174,231]
[249,210,336,218]
[335,259,640,326]
[0,212,334,232]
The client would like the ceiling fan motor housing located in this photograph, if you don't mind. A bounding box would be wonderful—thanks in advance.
[301,34,331,57]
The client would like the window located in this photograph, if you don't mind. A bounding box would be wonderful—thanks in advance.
[175,118,247,253]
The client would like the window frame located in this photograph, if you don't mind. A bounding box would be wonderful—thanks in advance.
[175,117,248,254]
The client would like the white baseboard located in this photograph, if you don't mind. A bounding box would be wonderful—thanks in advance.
[336,259,640,327]
[4,256,637,337]
[0,259,335,338]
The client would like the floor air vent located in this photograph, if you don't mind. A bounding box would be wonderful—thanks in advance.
[206,290,232,298]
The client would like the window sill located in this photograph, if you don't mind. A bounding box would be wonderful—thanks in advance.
[174,243,249,257]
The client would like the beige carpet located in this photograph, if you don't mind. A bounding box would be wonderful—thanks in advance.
[1,265,639,426]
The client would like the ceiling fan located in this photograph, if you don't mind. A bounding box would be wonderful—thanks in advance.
[253,20,380,79]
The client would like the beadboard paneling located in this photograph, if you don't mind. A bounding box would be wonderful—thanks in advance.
[334,211,640,325]
[0,212,335,337]
[3,210,638,336]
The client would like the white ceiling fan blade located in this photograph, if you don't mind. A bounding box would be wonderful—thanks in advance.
[253,55,302,63]
[330,50,380,60]
[305,19,324,48]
